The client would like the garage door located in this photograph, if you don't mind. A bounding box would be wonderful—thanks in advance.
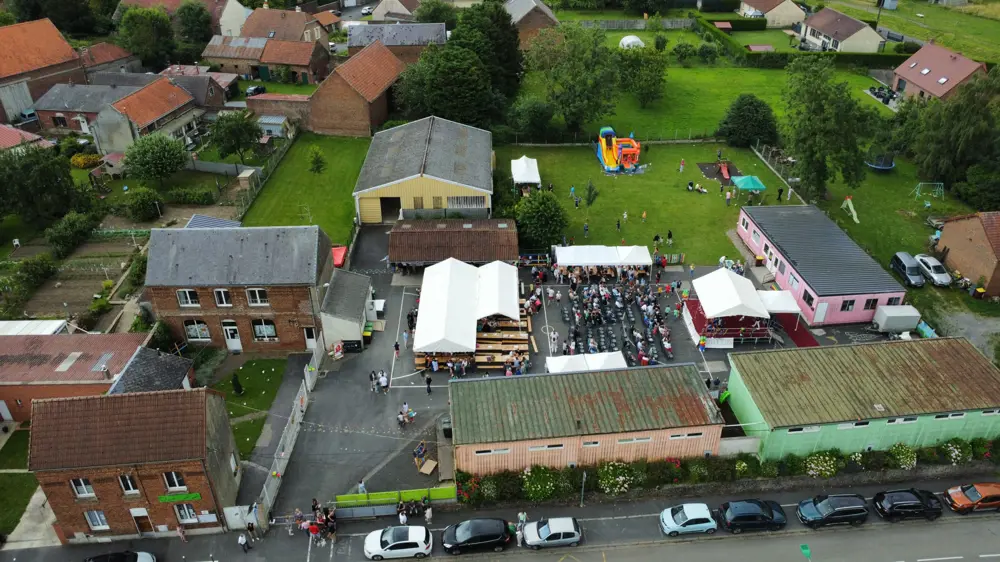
[358,198,382,224]
[0,81,32,121]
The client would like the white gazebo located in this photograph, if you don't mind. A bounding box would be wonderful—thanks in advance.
[619,35,645,49]
[555,245,653,267]
[510,155,541,186]
[545,351,628,373]
[691,268,769,319]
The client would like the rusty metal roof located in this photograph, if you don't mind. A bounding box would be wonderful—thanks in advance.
[449,365,723,445]
[729,338,1000,428]
[388,219,518,264]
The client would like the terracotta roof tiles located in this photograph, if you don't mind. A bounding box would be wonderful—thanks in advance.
[314,10,341,26]
[112,78,194,128]
[894,43,986,99]
[0,124,55,151]
[260,39,318,66]
[388,219,518,264]
[0,19,79,80]
[0,333,147,383]
[80,42,134,67]
[241,8,315,40]
[334,41,405,103]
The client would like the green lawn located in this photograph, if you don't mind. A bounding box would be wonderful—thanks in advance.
[212,358,286,418]
[730,30,800,52]
[77,169,229,204]
[552,8,697,20]
[828,0,1000,61]
[496,143,784,263]
[603,29,704,50]
[195,139,283,167]
[232,80,319,101]
[242,133,371,244]
[232,417,268,460]
[0,215,43,258]
[0,473,37,535]
[0,430,30,470]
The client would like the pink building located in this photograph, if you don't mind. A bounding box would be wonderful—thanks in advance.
[736,205,906,326]
[449,365,724,475]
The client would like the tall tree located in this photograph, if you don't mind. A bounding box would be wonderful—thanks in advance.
[176,0,213,42]
[0,145,80,222]
[782,56,877,199]
[0,10,18,26]
[913,66,1000,188]
[717,94,779,148]
[209,110,263,164]
[308,146,327,174]
[516,191,568,249]
[414,0,458,30]
[526,24,618,132]
[38,0,94,34]
[6,0,42,22]
[124,134,187,188]
[457,0,522,100]
[617,47,667,109]
[396,44,501,128]
[118,6,176,70]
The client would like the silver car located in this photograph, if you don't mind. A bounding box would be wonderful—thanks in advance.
[522,517,582,549]
[914,254,952,287]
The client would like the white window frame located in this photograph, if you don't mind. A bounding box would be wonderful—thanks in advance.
[787,426,820,434]
[740,217,749,231]
[837,421,869,430]
[85,510,109,531]
[251,319,278,342]
[934,412,965,420]
[983,409,999,416]
[184,319,211,342]
[528,444,564,451]
[71,478,95,498]
[246,288,269,306]
[669,433,703,440]
[163,471,187,492]
[887,297,902,306]
[473,448,510,456]
[176,289,200,307]
[175,503,198,524]
[840,299,856,312]
[214,288,232,307]
[119,474,139,496]
[447,195,486,209]
[617,437,652,445]
[582,441,600,447]
[751,230,761,246]
[886,417,918,424]
[788,273,800,291]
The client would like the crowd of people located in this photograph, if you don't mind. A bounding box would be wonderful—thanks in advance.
[291,502,338,546]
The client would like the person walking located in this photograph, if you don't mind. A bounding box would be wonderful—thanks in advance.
[369,371,377,392]
[667,230,673,246]
[787,187,793,201]
[378,372,389,394]
[425,505,433,525]
[177,525,188,543]
[717,149,723,161]
[689,263,695,279]
[777,187,784,202]
[583,221,589,238]
[425,373,433,394]
[402,330,409,348]
[399,511,408,526]
[570,185,575,199]
[725,190,732,206]
[394,341,400,358]
[574,196,580,209]
[357,480,367,494]
[641,210,647,223]
[679,158,685,173]
[516,526,524,547]
[616,219,621,232]
[238,533,251,553]
[246,521,258,543]
[622,210,628,223]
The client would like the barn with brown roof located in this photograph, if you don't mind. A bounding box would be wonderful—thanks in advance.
[893,42,987,101]
[938,212,1000,296]
[389,219,519,266]
[79,42,142,77]
[0,19,85,124]
[259,39,331,84]
[29,388,241,544]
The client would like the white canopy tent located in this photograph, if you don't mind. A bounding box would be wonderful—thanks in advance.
[510,156,541,185]
[616,246,653,266]
[555,245,653,267]
[692,268,770,319]
[545,351,628,373]
[477,261,520,321]
[619,35,645,49]
[414,258,520,353]
[756,290,800,314]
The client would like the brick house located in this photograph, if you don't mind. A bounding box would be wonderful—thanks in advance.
[246,93,313,125]
[107,347,195,394]
[33,84,140,134]
[347,23,446,63]
[241,7,326,42]
[893,42,987,101]
[29,389,240,544]
[309,40,404,136]
[90,71,228,112]
[259,39,331,84]
[91,77,202,155]
[144,226,333,353]
[504,0,558,49]
[201,36,269,77]
[79,42,142,78]
[0,19,85,124]
[0,333,148,423]
[938,212,1000,296]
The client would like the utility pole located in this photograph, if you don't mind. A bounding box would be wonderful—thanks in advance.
[579,471,587,508]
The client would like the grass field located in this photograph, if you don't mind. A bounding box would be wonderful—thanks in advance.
[212,359,287,419]
[828,0,1000,61]
[730,30,800,52]
[195,139,282,167]
[233,417,268,460]
[603,29,704,50]
[231,79,319,101]
[72,169,228,204]
[0,430,30,470]
[242,133,371,244]
[496,143,783,263]
[0,215,42,257]
[0,473,37,535]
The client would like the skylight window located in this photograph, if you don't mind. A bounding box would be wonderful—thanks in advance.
[909,62,917,68]
[938,77,949,84]
[268,31,276,38]
[920,68,930,75]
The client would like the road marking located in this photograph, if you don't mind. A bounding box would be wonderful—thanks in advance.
[578,513,659,522]
[389,285,409,384]
[979,555,1000,559]
[918,557,963,562]
[388,370,424,380]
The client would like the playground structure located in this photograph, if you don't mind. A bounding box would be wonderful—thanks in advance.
[596,127,641,173]
[717,160,734,182]
[865,147,896,172]
[841,196,860,223]
[910,182,944,199]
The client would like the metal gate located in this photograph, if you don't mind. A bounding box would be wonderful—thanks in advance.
[0,81,32,121]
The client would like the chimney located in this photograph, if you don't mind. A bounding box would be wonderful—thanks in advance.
[295,5,302,11]
[263,1,269,7]
[120,64,126,73]
[101,365,110,379]
[281,11,286,17]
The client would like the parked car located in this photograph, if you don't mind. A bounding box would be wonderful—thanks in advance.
[944,483,1000,514]
[441,518,513,555]
[914,254,952,286]
[364,526,432,560]
[718,499,786,534]
[872,489,943,522]
[84,553,156,562]
[796,494,868,528]
[889,252,925,287]
[659,503,718,537]
[246,85,267,97]
[522,517,582,549]
[361,5,373,14]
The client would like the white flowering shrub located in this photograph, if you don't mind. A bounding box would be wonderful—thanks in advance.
[479,478,499,501]
[735,460,749,477]
[597,461,634,495]
[940,439,972,466]
[521,466,557,501]
[805,452,839,478]
[887,443,917,470]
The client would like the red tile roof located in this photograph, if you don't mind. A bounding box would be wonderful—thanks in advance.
[28,388,212,471]
[119,0,226,26]
[242,8,316,40]
[388,219,519,264]
[260,39,319,66]
[249,93,311,101]
[314,10,341,27]
[742,0,788,13]
[803,7,867,40]
[0,19,79,80]
[112,78,194,128]
[0,333,147,383]
[334,41,405,103]
[944,212,1000,257]
[894,43,986,99]
[80,42,134,67]
[0,124,55,151]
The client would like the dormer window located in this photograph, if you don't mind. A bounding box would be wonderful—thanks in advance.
[920,68,930,75]
[268,31,276,38]
[938,77,948,84]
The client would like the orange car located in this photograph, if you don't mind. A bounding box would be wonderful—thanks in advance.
[944,483,1000,513]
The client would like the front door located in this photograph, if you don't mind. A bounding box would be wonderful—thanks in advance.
[813,302,828,324]
[130,508,153,535]
[223,321,242,353]
[258,65,270,81]
[76,116,90,135]
[304,327,316,350]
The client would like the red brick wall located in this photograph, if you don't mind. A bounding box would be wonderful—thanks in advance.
[36,110,98,133]
[309,73,372,136]
[246,96,313,124]
[203,80,227,108]
[0,59,87,123]
[1,383,112,422]
[939,217,1000,296]
[36,459,224,542]
[309,42,332,82]
[348,44,426,64]
[148,285,318,352]
[516,8,556,49]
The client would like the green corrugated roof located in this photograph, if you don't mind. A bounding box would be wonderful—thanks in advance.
[448,365,723,445]
[730,338,1000,428]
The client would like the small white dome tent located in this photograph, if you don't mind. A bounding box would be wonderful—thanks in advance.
[619,35,645,49]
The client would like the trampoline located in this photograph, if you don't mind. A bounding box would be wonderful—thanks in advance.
[865,149,896,172]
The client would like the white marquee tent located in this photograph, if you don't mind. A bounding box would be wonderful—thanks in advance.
[554,245,653,267]
[616,245,653,266]
[619,35,645,49]
[756,290,800,314]
[692,268,769,319]
[545,351,628,373]
[511,156,541,186]
[413,258,520,353]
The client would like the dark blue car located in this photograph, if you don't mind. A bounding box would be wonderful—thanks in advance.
[719,499,786,534]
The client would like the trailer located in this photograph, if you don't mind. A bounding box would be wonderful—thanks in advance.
[872,305,921,333]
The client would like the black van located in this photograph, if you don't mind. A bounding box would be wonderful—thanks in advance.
[889,252,925,287]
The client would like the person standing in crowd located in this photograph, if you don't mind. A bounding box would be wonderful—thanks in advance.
[584,221,589,238]
[378,372,389,394]
[402,329,409,348]
[238,532,251,553]
[679,158,685,172]
[369,371,377,392]
[667,230,673,246]
[777,187,784,202]
[426,373,433,394]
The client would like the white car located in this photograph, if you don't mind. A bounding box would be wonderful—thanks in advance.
[364,526,432,560]
[914,254,952,287]
[659,503,718,537]
[522,517,582,549]
[361,5,373,14]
